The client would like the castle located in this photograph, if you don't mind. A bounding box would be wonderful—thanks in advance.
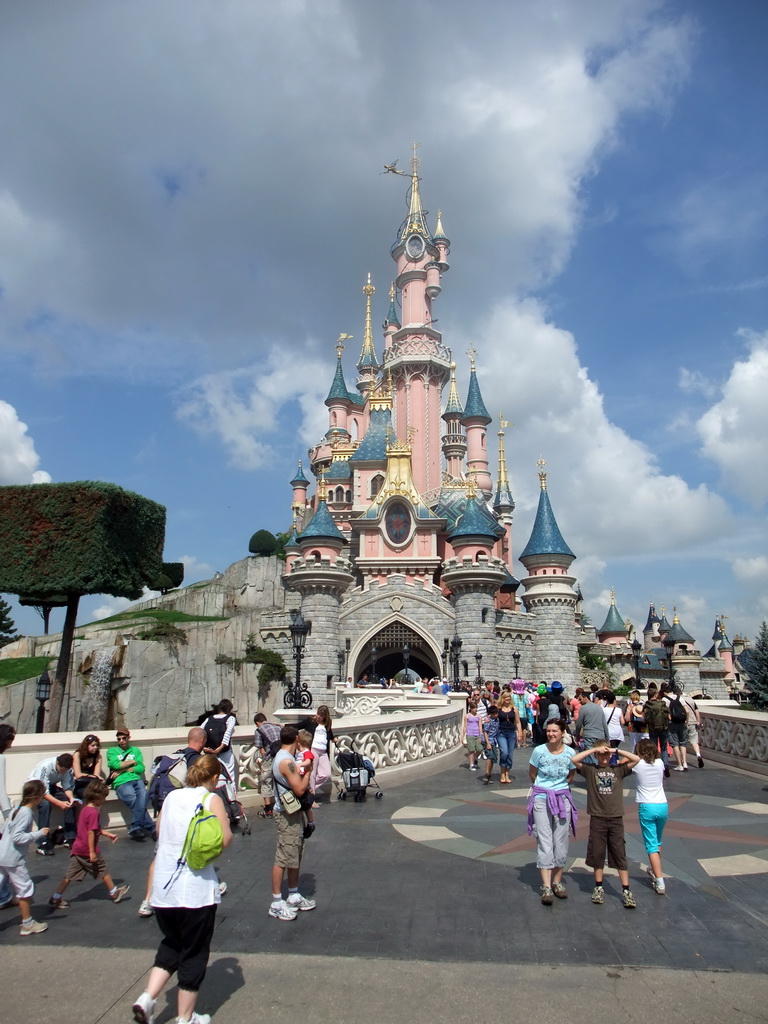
[281,154,584,697]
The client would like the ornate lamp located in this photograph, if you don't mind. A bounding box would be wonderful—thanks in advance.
[512,650,521,677]
[286,611,312,709]
[475,649,483,685]
[630,635,642,684]
[371,645,378,685]
[663,634,675,689]
[35,669,52,734]
[402,643,411,682]
[450,632,463,691]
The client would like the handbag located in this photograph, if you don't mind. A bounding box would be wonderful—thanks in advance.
[278,784,302,815]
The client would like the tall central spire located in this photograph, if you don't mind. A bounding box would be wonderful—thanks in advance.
[356,273,379,393]
[405,141,430,238]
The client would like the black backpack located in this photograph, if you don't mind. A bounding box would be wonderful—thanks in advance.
[203,715,233,752]
[147,750,191,814]
[668,695,687,724]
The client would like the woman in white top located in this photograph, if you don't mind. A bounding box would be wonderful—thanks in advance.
[201,699,238,800]
[624,739,668,895]
[132,754,232,1024]
[0,724,16,909]
[298,706,336,807]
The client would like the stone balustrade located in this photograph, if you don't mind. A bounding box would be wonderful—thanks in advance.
[699,705,768,777]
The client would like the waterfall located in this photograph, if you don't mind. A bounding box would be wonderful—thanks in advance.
[80,647,117,730]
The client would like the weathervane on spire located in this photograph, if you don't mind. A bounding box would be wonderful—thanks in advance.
[336,333,352,358]
[498,413,511,437]
[537,457,547,490]
[467,346,477,370]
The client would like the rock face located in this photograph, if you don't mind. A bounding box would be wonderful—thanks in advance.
[0,555,295,732]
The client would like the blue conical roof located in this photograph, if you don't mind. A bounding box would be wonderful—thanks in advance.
[285,525,300,549]
[712,618,724,642]
[461,367,491,424]
[494,478,514,511]
[643,603,660,633]
[658,612,671,634]
[519,487,574,559]
[448,494,505,541]
[665,617,695,646]
[349,406,391,463]
[325,357,353,405]
[299,500,346,544]
[290,462,309,487]
[326,459,351,480]
[599,601,626,635]
[719,633,733,652]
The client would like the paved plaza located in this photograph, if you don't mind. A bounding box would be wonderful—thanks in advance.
[2,748,768,1023]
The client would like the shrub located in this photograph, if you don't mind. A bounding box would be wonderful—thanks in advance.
[249,530,277,557]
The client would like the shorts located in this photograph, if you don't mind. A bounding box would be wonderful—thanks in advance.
[585,816,627,871]
[258,757,275,799]
[274,810,304,869]
[667,722,687,747]
[0,860,34,900]
[63,852,109,882]
[686,724,699,746]
[484,742,499,764]
[638,802,668,854]
[466,736,482,754]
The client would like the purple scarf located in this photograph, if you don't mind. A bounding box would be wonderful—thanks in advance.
[527,784,578,837]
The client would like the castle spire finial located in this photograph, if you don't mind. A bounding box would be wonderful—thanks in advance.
[317,467,327,503]
[537,457,547,491]
[497,415,511,486]
[610,586,616,605]
[336,332,352,359]
[405,141,429,237]
[467,345,476,371]
[356,273,379,374]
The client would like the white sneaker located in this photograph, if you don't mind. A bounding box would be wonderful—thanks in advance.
[287,892,316,911]
[673,765,686,772]
[132,991,157,1024]
[176,1015,211,1024]
[19,918,48,935]
[138,899,154,918]
[653,877,666,894]
[218,881,227,896]
[268,899,298,921]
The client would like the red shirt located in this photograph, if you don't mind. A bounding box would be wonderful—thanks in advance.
[72,804,102,857]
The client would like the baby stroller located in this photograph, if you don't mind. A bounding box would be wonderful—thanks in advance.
[335,749,383,802]
[215,764,251,835]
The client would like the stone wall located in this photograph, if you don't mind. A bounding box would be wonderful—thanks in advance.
[699,705,768,777]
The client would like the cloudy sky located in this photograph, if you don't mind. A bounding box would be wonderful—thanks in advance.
[1,0,766,651]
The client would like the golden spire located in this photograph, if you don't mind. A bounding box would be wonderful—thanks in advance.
[610,586,616,606]
[497,414,511,487]
[444,361,463,415]
[389,282,395,302]
[537,457,547,490]
[317,467,327,503]
[435,208,446,237]
[357,273,378,372]
[673,606,679,624]
[405,140,428,235]
[465,469,477,499]
[467,345,477,371]
[336,332,352,359]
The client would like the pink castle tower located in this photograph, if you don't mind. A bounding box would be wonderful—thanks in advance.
[384,145,452,497]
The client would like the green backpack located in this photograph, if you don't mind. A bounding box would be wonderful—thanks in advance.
[182,792,223,870]
[643,699,670,732]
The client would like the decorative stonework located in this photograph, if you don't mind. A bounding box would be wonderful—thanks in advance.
[334,687,404,716]
[700,707,768,777]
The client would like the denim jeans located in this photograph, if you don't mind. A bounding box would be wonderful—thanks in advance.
[497,731,517,770]
[648,729,670,767]
[115,779,154,833]
[37,788,77,848]
[0,875,12,904]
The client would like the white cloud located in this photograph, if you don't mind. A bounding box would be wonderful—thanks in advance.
[0,399,51,484]
[90,588,160,622]
[177,555,213,583]
[696,330,768,506]
[177,347,330,470]
[679,368,716,397]
[465,299,731,562]
[732,555,768,583]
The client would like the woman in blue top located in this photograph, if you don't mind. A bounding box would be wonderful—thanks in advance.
[527,719,578,906]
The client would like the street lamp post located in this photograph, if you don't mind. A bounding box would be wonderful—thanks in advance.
[286,611,312,709]
[450,632,463,691]
[442,638,450,680]
[35,670,51,734]
[475,649,483,686]
[663,635,676,690]
[371,645,378,686]
[402,643,410,683]
[631,635,642,685]
[337,649,345,683]
[512,650,521,678]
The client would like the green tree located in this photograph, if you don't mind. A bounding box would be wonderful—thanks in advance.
[0,597,19,649]
[0,481,166,731]
[748,621,768,709]
[249,529,277,557]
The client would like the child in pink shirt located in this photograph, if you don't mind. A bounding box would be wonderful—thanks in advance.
[295,730,316,837]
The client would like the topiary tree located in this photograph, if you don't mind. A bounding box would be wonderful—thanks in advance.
[249,529,277,557]
[0,481,166,731]
[0,597,19,649]
[162,562,185,590]
[19,595,68,635]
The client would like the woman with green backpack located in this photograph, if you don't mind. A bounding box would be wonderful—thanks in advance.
[131,754,232,1024]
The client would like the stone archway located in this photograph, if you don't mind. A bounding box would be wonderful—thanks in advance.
[354,620,441,684]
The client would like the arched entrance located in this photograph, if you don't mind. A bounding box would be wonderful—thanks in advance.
[354,621,441,685]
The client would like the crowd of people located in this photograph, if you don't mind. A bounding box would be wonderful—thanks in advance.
[462,675,707,907]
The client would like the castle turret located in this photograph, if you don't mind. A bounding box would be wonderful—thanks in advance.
[461,349,493,498]
[441,363,466,480]
[356,274,380,397]
[442,481,507,681]
[598,588,628,645]
[493,415,515,584]
[519,462,580,688]
[283,477,354,702]
[643,602,661,653]
[290,461,310,522]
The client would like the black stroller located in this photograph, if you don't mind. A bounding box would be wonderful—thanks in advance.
[335,749,383,802]
[215,763,251,834]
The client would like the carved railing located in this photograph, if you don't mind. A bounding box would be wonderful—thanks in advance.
[700,706,768,777]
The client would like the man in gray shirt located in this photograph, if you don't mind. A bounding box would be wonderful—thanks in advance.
[574,693,610,747]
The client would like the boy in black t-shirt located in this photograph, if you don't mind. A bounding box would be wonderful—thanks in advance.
[571,743,638,909]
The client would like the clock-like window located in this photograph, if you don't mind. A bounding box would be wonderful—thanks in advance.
[406,233,425,260]
[385,500,412,545]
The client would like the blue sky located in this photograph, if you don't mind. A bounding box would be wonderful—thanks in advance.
[1,0,766,652]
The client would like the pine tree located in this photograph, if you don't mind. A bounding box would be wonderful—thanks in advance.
[749,621,768,709]
[0,597,19,649]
